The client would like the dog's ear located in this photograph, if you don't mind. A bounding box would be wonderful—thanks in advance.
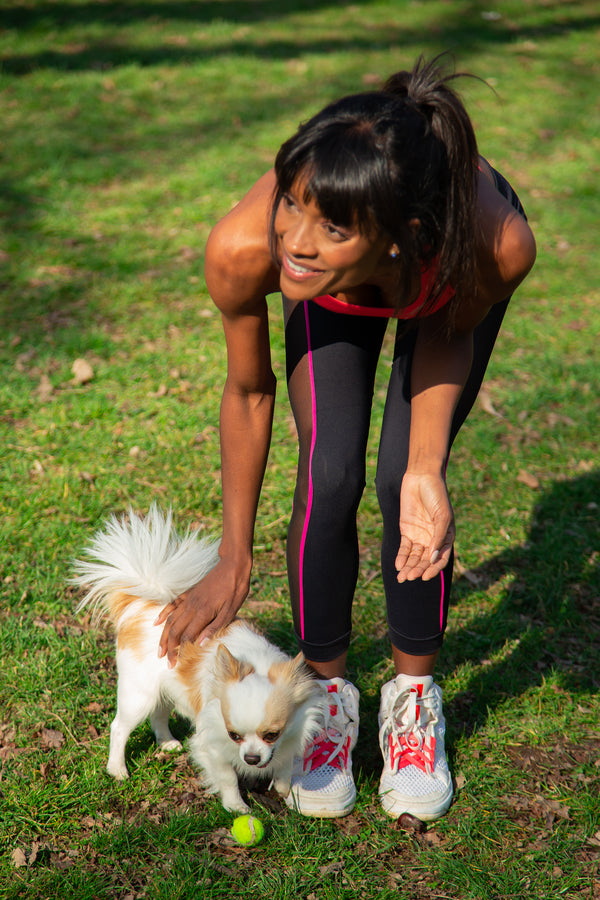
[290,652,310,676]
[215,644,254,682]
[270,652,317,705]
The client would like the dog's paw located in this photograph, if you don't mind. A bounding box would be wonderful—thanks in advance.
[222,795,251,815]
[159,739,183,753]
[106,761,129,780]
[272,777,291,797]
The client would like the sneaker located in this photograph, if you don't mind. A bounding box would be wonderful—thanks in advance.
[285,677,358,817]
[378,674,453,821]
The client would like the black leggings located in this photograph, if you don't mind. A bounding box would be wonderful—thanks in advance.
[283,171,525,662]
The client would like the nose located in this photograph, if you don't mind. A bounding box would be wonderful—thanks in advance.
[284,217,317,259]
[243,753,262,766]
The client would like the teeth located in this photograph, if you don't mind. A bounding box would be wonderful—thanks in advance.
[286,257,314,275]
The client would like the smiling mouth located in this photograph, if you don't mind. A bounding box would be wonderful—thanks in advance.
[283,255,323,278]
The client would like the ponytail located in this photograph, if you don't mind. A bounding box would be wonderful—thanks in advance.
[384,55,480,309]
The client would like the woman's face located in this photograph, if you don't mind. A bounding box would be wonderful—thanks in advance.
[273,176,393,301]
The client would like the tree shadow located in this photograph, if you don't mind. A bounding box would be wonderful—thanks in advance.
[2,1,598,336]
[352,471,599,773]
[442,470,599,738]
[2,1,599,74]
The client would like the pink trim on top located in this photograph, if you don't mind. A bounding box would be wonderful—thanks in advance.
[297,299,318,640]
[312,263,455,320]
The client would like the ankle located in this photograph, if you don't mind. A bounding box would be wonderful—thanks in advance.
[305,653,348,680]
[392,648,438,677]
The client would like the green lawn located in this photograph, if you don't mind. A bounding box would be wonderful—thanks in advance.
[1,1,598,897]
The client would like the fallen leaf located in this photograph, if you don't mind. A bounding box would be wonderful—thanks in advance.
[71,358,94,385]
[319,860,344,876]
[517,469,540,489]
[41,728,64,749]
[35,374,54,401]
[478,386,503,417]
[28,842,41,866]
[362,72,382,85]
[420,830,444,847]
[11,848,27,868]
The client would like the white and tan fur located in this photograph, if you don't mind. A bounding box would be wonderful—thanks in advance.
[73,506,321,813]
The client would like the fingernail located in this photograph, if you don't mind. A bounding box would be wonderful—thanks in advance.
[430,550,439,564]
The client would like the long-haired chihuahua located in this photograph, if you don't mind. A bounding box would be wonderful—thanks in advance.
[73,506,321,813]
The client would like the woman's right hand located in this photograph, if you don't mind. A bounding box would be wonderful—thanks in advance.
[155,557,251,667]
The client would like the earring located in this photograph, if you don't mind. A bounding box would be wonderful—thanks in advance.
[390,249,398,259]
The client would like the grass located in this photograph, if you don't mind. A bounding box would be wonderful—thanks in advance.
[1,0,599,897]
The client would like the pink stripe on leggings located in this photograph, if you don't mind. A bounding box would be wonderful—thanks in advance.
[298,300,317,640]
[439,454,450,633]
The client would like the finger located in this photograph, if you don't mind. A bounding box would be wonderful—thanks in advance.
[421,543,453,581]
[196,603,236,646]
[154,600,177,627]
[395,536,422,571]
[395,543,411,573]
[426,518,454,564]
[167,604,219,668]
[165,611,196,667]
[158,605,191,661]
[396,545,429,583]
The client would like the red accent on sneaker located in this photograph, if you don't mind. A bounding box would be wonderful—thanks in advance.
[303,734,351,772]
[388,731,436,775]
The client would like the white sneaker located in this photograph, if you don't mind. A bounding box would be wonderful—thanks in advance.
[285,677,358,817]
[378,674,453,821]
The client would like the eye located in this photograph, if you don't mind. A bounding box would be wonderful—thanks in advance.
[281,193,298,212]
[324,222,351,242]
[227,731,243,743]
[262,731,281,744]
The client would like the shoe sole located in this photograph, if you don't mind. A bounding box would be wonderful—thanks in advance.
[285,786,356,818]
[378,783,453,822]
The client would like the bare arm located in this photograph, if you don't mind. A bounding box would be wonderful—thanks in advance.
[395,167,536,582]
[158,174,280,664]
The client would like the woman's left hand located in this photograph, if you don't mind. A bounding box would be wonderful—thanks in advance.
[395,472,455,582]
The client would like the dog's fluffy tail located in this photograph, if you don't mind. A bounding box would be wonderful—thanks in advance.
[72,505,220,615]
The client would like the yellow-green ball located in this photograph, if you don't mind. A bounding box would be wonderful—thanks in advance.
[231,815,265,846]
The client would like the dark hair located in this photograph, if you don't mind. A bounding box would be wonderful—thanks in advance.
[271,55,480,312]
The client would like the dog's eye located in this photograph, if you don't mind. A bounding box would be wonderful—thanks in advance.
[228,731,243,743]
[262,731,281,744]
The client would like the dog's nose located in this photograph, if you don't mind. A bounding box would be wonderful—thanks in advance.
[243,753,262,766]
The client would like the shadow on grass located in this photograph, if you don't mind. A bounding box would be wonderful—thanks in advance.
[351,471,599,773]
[443,469,599,737]
[2,1,598,336]
[2,1,600,74]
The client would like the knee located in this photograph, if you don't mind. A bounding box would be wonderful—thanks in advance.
[297,453,366,518]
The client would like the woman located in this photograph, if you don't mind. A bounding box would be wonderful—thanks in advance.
[157,56,536,821]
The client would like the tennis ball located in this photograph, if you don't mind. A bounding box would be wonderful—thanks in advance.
[231,814,265,846]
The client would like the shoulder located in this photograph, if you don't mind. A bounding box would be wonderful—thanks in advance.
[475,163,537,304]
[205,170,280,315]
[433,163,536,334]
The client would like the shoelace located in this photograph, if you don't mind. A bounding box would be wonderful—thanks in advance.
[382,684,437,776]
[303,686,353,773]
